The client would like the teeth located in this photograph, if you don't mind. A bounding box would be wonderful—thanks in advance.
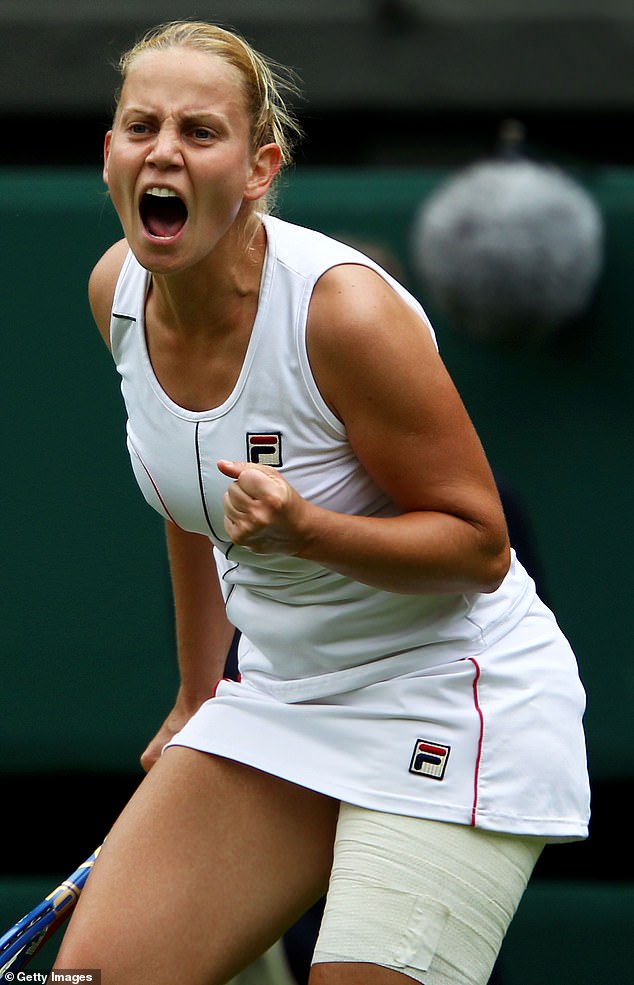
[146,187,178,198]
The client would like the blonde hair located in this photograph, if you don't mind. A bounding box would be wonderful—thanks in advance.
[115,20,303,212]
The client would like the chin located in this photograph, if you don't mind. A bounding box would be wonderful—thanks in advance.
[132,231,191,273]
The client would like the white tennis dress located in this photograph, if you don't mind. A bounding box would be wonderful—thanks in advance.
[110,214,590,840]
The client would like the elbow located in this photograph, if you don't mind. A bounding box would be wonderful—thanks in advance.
[477,536,511,594]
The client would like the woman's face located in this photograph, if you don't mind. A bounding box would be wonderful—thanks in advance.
[104,46,274,275]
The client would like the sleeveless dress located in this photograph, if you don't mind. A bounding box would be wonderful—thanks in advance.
[109,214,590,840]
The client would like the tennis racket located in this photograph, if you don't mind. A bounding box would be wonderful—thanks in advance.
[0,846,101,980]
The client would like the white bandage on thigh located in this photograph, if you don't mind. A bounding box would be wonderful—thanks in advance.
[312,804,544,985]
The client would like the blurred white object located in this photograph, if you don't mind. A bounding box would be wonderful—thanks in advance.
[412,158,604,343]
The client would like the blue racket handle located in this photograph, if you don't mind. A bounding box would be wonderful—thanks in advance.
[0,846,101,977]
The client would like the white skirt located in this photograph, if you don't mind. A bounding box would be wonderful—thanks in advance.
[167,595,590,841]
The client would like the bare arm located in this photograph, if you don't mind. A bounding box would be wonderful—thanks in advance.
[87,244,235,767]
[141,521,236,770]
[220,265,510,596]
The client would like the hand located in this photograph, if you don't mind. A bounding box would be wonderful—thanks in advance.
[218,460,310,556]
[140,697,199,772]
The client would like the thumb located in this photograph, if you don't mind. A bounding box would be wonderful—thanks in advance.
[217,459,248,479]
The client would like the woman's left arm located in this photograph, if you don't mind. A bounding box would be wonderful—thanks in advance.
[220,264,510,596]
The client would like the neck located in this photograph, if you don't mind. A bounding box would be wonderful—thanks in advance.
[149,213,266,337]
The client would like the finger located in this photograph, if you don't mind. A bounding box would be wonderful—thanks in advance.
[217,459,246,479]
[223,490,256,535]
[224,482,258,513]
[140,741,161,773]
[234,466,286,502]
[219,459,282,487]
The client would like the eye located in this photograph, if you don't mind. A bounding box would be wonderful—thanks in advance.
[128,122,150,136]
[190,126,215,142]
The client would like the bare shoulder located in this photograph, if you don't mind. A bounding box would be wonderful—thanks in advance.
[307,263,439,419]
[306,266,503,529]
[88,239,129,349]
[309,263,436,355]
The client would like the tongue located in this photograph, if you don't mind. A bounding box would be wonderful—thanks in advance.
[144,197,187,238]
[147,213,184,237]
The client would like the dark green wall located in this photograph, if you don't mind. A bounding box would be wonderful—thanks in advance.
[1,166,632,780]
[1,171,175,772]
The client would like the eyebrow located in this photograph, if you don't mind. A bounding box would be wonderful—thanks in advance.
[118,105,228,127]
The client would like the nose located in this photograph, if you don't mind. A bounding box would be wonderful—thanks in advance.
[146,125,183,169]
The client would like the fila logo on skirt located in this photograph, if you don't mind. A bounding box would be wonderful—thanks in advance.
[409,739,451,780]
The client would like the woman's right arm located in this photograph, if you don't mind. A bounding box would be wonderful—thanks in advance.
[140,521,236,771]
[88,241,236,769]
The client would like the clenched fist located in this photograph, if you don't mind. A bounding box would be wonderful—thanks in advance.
[218,460,312,555]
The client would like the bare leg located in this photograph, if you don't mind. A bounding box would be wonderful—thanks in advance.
[54,747,339,985]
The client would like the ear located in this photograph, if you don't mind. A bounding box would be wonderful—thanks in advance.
[244,143,283,202]
[102,130,113,186]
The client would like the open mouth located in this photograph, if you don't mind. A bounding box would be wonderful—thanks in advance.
[140,187,188,239]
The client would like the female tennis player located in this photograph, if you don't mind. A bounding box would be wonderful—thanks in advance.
[54,20,590,985]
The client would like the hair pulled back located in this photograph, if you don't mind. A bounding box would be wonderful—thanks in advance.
[116,20,302,211]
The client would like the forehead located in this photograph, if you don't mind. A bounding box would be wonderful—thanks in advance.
[119,47,248,113]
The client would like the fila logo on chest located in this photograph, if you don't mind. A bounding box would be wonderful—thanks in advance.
[247,432,283,467]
